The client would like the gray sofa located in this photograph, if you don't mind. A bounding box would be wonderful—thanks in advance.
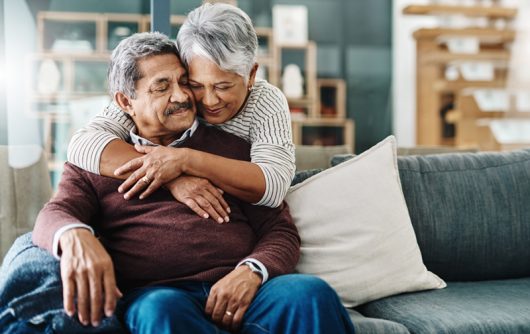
[293,147,530,334]
[1,146,529,333]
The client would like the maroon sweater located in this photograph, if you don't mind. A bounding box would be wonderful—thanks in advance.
[32,124,300,291]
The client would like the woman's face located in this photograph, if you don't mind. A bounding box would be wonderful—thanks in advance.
[187,56,257,124]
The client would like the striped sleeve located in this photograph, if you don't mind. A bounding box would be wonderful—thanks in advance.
[250,85,296,208]
[67,102,134,174]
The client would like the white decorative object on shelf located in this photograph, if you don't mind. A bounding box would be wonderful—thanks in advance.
[52,40,92,53]
[515,91,530,112]
[37,59,61,95]
[460,62,495,81]
[282,63,304,98]
[272,5,308,46]
[445,37,480,54]
[444,64,460,81]
[473,89,509,111]
[489,119,530,144]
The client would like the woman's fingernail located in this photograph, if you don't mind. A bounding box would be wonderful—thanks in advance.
[227,207,231,213]
[217,217,224,224]
[224,216,229,223]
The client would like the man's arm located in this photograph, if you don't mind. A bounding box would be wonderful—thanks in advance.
[205,202,300,331]
[32,164,120,328]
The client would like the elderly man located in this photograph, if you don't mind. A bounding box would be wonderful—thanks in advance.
[31,32,355,334]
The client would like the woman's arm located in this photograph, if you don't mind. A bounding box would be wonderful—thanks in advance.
[67,102,136,176]
[116,145,266,204]
[117,83,295,207]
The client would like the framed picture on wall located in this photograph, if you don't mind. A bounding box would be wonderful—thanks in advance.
[272,5,308,46]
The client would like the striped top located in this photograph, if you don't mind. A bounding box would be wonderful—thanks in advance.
[67,79,295,207]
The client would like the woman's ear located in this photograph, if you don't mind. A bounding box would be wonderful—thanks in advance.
[115,92,135,116]
[248,63,259,90]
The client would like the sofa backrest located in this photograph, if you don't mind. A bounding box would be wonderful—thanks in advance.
[0,146,52,259]
[301,148,530,282]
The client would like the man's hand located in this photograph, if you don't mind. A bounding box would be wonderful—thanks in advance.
[59,228,122,327]
[166,176,230,224]
[205,265,262,332]
[115,145,189,200]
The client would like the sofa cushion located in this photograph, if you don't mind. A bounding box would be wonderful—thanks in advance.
[358,278,530,334]
[332,149,530,281]
[347,309,410,334]
[285,136,445,307]
[398,149,530,281]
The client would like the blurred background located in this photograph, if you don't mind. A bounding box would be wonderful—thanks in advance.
[1,0,528,189]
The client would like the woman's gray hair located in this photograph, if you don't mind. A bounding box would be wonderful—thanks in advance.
[108,32,179,98]
[177,3,258,82]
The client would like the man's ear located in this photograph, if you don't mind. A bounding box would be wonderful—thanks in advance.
[247,63,259,90]
[115,92,135,116]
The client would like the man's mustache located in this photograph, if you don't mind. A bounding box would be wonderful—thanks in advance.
[165,101,193,116]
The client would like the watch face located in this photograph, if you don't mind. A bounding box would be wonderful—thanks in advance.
[245,262,263,277]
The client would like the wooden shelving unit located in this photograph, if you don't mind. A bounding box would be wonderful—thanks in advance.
[448,93,530,148]
[404,3,518,146]
[403,4,517,19]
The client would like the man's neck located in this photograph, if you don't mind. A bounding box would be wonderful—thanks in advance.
[139,132,182,146]
[129,119,199,148]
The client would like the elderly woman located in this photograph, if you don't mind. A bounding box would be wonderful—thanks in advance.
[67,3,294,222]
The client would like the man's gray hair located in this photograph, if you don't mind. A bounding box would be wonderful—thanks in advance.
[108,32,179,98]
[177,3,258,82]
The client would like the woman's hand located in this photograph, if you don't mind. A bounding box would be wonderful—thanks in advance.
[166,176,230,224]
[115,145,188,200]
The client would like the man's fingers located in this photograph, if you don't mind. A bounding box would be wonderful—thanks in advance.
[89,272,104,327]
[202,190,229,223]
[114,158,143,176]
[76,273,90,326]
[205,291,216,316]
[103,269,119,317]
[231,306,248,332]
[210,187,230,214]
[211,297,229,323]
[195,196,225,224]
[183,199,209,219]
[61,272,76,317]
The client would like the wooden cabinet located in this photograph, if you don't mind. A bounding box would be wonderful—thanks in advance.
[404,3,517,147]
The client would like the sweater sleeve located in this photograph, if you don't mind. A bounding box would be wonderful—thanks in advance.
[240,202,300,279]
[67,101,134,174]
[250,86,296,208]
[32,163,100,254]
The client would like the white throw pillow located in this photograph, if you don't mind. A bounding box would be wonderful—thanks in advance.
[285,136,446,307]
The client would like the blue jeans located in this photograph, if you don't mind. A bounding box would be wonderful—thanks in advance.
[120,274,355,334]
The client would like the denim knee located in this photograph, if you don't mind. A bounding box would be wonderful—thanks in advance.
[270,274,336,303]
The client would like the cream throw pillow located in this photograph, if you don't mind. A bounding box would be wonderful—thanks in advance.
[285,136,446,307]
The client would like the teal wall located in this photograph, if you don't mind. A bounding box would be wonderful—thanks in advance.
[241,0,393,153]
[27,0,392,153]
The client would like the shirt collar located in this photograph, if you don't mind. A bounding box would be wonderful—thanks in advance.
[129,119,199,147]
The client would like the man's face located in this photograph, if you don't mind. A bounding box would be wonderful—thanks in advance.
[125,53,196,142]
